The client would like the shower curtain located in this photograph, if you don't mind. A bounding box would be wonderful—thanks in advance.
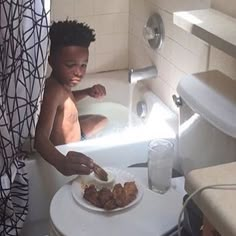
[0,0,50,235]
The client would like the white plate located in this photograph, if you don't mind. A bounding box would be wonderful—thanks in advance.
[71,167,144,212]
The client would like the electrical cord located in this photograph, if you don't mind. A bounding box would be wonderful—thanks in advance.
[177,183,236,236]
[161,224,183,236]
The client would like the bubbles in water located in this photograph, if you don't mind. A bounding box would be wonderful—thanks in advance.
[80,102,142,140]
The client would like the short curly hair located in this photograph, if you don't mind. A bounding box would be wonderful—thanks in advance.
[49,20,96,55]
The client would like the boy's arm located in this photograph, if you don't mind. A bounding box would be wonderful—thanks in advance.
[35,84,93,176]
[72,84,106,101]
[72,87,91,101]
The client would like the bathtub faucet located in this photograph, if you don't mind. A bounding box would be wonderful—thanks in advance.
[128,65,157,84]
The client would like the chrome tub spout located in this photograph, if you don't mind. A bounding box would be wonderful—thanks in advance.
[128,65,157,84]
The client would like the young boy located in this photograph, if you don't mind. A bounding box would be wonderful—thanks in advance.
[35,20,107,176]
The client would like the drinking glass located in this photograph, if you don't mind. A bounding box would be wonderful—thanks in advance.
[148,139,174,194]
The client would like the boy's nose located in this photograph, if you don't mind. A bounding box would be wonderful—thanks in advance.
[74,69,82,77]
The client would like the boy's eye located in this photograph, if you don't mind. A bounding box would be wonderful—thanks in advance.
[65,63,76,68]
[81,64,87,68]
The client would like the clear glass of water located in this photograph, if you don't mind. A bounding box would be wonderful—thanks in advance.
[148,139,174,194]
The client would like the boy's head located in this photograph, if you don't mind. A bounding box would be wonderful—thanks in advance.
[49,20,96,55]
[48,20,96,87]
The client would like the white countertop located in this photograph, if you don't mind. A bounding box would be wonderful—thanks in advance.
[185,162,236,236]
[50,167,185,236]
[173,8,236,59]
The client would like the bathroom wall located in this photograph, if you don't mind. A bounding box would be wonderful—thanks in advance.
[211,0,236,18]
[129,0,211,112]
[51,0,236,113]
[51,0,129,73]
[208,0,236,82]
[129,0,236,112]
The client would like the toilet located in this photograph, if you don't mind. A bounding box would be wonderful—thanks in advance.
[175,70,236,175]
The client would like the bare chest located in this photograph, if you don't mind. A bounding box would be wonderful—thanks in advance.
[60,96,78,122]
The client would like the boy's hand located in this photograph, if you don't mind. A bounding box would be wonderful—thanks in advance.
[88,84,106,99]
[59,151,94,176]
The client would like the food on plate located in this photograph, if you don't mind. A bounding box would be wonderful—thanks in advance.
[124,181,138,205]
[113,183,126,207]
[83,184,101,208]
[80,169,115,190]
[83,181,138,210]
[103,198,117,210]
[97,188,117,210]
[97,188,113,206]
[93,163,108,181]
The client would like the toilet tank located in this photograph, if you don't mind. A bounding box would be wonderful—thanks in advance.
[176,70,236,175]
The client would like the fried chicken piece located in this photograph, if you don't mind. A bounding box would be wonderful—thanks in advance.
[83,181,139,210]
[83,184,101,208]
[93,163,108,181]
[97,187,113,207]
[112,183,126,207]
[123,181,138,205]
[103,199,117,210]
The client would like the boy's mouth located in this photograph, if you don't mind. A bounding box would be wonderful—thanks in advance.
[71,77,81,83]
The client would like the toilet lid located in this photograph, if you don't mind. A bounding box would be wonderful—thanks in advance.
[177,70,236,138]
[50,173,185,236]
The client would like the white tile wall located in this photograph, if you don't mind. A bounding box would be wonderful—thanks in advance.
[94,13,128,35]
[51,0,74,21]
[74,0,94,17]
[212,0,236,18]
[129,0,210,112]
[94,0,129,14]
[51,0,129,73]
[209,46,236,80]
[148,0,211,13]
[95,53,115,72]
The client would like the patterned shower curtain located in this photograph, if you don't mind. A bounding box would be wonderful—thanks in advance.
[0,0,50,235]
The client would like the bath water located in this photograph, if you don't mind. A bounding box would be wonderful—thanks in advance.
[128,83,135,127]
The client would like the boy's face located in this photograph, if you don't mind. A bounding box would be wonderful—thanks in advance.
[50,46,89,87]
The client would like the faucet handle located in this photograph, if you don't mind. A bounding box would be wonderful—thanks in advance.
[143,13,164,50]
[143,26,160,40]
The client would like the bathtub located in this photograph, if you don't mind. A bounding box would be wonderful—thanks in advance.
[75,70,177,142]
[22,70,177,236]
[75,70,146,138]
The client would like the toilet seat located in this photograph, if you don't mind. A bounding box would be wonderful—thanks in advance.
[49,224,60,236]
[49,219,62,236]
[49,169,185,236]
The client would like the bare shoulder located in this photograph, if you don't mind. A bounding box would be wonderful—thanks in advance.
[45,78,63,93]
[44,78,66,105]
